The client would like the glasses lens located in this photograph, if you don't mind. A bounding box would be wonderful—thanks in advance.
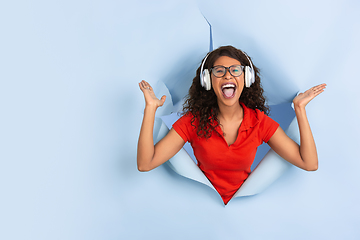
[212,66,226,77]
[230,65,243,77]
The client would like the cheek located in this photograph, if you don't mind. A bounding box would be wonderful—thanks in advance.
[211,76,220,87]
[236,76,245,88]
[239,75,245,83]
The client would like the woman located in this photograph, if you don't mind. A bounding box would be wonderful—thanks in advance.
[137,46,326,204]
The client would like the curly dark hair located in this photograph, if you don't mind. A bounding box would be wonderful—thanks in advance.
[182,45,269,138]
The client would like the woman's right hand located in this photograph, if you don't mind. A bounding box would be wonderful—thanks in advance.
[139,80,166,109]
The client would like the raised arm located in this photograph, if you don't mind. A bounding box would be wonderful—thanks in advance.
[137,80,185,172]
[267,83,326,171]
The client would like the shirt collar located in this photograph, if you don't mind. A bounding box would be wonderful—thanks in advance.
[239,102,260,131]
[210,102,260,131]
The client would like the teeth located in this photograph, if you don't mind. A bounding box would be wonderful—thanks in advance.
[222,83,235,89]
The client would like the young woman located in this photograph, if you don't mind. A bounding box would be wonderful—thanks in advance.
[137,46,326,204]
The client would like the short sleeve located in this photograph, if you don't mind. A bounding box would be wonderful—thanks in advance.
[172,113,194,143]
[258,113,280,143]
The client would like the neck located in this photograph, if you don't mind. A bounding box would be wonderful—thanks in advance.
[217,101,243,121]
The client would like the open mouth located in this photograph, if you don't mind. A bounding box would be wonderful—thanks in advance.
[221,83,236,99]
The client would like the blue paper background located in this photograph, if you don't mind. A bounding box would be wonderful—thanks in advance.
[1,0,360,239]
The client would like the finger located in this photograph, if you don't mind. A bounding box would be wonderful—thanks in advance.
[307,85,325,96]
[314,87,324,93]
[142,81,152,91]
[139,80,146,89]
[139,82,145,91]
[314,85,326,90]
[143,81,150,89]
[313,89,325,97]
[313,86,325,94]
[139,80,151,91]
[312,83,326,91]
[307,89,324,100]
[159,95,166,105]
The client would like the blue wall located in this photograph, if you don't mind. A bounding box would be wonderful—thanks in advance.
[1,0,359,239]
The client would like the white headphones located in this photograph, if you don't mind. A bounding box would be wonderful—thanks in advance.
[200,50,255,90]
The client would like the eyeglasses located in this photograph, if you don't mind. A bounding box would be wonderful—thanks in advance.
[211,65,244,78]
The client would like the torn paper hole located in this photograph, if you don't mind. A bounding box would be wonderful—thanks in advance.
[153,83,300,205]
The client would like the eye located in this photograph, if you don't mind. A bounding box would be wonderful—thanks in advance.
[213,67,225,75]
[231,66,242,75]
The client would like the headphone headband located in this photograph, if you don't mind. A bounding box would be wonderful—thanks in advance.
[240,50,254,71]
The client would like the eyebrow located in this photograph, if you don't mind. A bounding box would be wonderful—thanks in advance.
[212,64,242,68]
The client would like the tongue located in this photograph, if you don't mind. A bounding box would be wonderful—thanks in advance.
[223,88,235,98]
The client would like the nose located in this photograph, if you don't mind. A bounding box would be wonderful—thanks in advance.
[224,69,233,79]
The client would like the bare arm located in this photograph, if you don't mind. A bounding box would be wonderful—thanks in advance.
[267,83,326,171]
[137,80,185,172]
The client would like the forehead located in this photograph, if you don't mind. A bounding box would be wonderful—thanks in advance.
[213,56,241,67]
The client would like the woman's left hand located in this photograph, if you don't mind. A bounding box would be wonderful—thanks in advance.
[293,83,326,109]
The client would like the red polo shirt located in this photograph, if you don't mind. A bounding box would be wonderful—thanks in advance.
[172,102,279,204]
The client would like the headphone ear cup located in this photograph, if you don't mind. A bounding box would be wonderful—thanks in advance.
[200,53,211,91]
[202,69,211,91]
[244,66,251,88]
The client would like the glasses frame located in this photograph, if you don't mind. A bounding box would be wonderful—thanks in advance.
[210,65,245,78]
